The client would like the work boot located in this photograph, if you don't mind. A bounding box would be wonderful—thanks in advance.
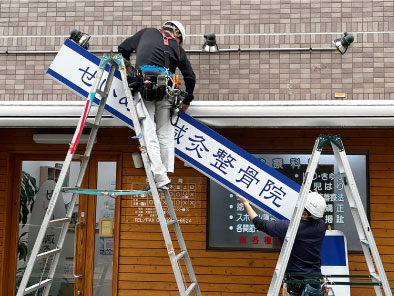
[141,181,170,192]
[141,184,150,191]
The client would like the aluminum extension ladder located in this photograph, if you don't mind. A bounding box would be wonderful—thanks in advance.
[17,52,201,296]
[267,134,392,296]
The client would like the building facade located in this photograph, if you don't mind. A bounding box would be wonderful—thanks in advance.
[1,0,394,295]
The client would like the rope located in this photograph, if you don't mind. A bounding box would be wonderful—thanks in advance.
[70,99,90,154]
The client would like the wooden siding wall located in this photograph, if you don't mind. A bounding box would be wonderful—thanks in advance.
[0,128,393,295]
[210,128,394,296]
[117,128,394,296]
[0,151,6,294]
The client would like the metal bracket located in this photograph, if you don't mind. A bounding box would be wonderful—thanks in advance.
[316,134,331,151]
[328,134,345,151]
[99,52,123,69]
[316,134,344,152]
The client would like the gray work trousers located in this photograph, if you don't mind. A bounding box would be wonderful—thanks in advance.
[135,92,174,187]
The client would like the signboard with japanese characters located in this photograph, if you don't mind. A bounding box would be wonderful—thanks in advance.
[209,153,368,251]
[47,39,302,221]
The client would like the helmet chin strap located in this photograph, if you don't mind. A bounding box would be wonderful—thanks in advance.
[175,33,183,43]
[163,24,182,42]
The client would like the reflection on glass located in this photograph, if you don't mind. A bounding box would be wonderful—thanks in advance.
[16,161,80,296]
[92,162,116,296]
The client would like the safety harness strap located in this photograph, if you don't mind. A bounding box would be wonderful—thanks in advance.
[158,29,173,69]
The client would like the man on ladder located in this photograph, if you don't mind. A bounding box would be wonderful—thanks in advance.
[264,134,392,296]
[118,21,196,190]
[16,28,202,295]
[237,192,327,296]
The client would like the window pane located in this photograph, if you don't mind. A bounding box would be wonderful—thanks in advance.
[92,162,116,295]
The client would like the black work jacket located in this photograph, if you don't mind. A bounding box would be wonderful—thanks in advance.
[253,217,326,274]
[118,28,196,105]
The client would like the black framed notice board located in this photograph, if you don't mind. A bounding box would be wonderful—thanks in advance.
[208,152,368,252]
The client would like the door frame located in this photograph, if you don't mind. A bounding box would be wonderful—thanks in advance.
[81,152,122,296]
[5,151,122,296]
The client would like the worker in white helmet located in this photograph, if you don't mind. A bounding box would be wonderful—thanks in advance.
[118,21,196,190]
[237,192,327,296]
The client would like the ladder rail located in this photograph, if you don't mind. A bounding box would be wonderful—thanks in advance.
[76,63,117,183]
[268,134,392,296]
[119,66,188,294]
[128,115,188,293]
[164,190,202,294]
[267,136,323,296]
[18,53,201,296]
[332,143,392,296]
[335,161,381,290]
[17,58,114,296]
[42,68,114,296]
[118,58,201,295]
[331,144,376,277]
[16,104,92,296]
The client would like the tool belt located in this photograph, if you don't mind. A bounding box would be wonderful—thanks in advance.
[285,275,326,296]
[140,67,168,102]
[287,283,306,295]
[301,283,326,296]
[285,275,308,296]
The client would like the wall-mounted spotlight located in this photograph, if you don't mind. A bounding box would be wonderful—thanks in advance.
[332,32,354,55]
[202,33,219,53]
[69,29,91,50]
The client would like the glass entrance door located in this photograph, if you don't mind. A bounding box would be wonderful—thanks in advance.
[92,162,116,295]
[15,158,118,296]
[16,160,81,295]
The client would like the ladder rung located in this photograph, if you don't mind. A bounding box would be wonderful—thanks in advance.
[72,154,89,161]
[360,239,370,247]
[370,272,381,282]
[167,219,177,226]
[24,278,52,295]
[48,217,71,226]
[185,282,197,296]
[175,250,187,261]
[85,121,99,128]
[96,90,108,98]
[62,187,80,192]
[37,248,61,261]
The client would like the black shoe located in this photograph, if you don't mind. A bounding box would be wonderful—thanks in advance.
[141,184,150,191]
[158,184,169,191]
[141,183,170,192]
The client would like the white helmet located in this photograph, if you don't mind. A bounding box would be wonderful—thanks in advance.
[163,21,186,44]
[305,192,326,219]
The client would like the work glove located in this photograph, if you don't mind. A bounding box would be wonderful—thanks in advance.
[123,58,142,93]
[123,58,134,76]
